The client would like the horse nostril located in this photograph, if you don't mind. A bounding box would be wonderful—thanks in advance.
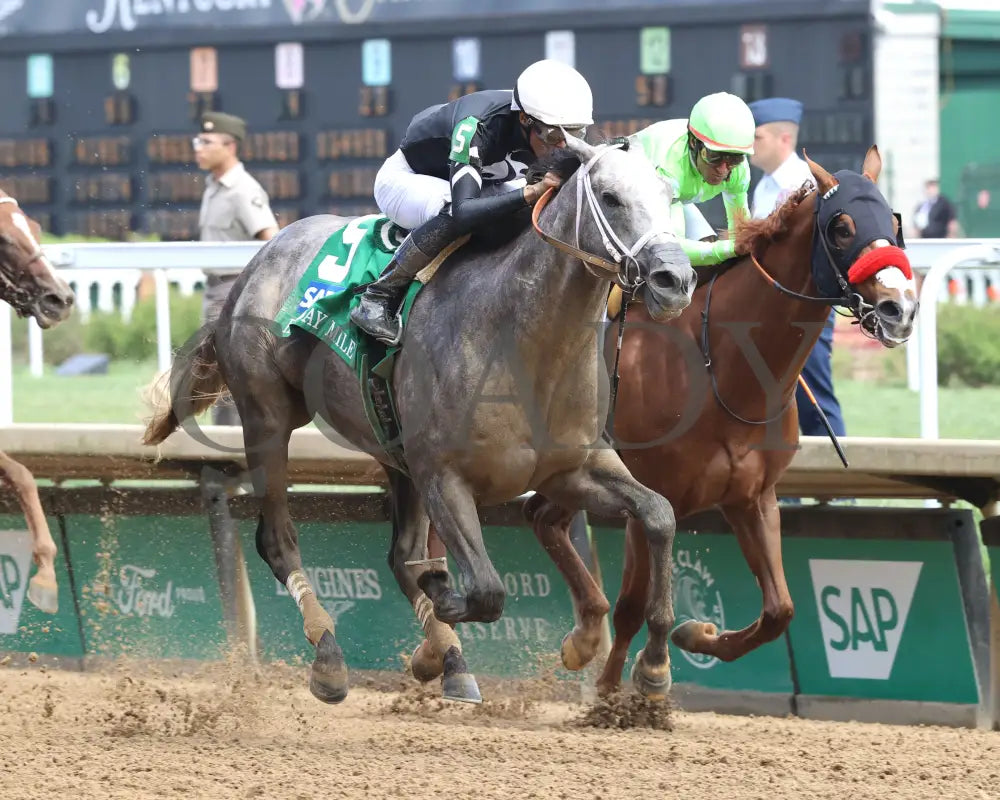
[876,299,903,323]
[42,292,72,310]
[649,268,682,295]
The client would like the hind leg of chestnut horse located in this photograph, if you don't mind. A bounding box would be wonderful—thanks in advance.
[595,517,650,696]
[523,495,609,672]
[0,451,58,614]
[385,469,481,703]
[671,486,794,661]
[536,448,675,701]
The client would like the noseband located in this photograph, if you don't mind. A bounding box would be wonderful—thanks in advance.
[531,144,675,290]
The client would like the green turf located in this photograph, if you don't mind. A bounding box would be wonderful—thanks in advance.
[13,360,158,424]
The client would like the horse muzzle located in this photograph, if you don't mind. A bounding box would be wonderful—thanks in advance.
[32,284,75,329]
[642,242,695,321]
[869,296,918,348]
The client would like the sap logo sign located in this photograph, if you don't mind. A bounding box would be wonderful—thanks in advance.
[0,531,33,635]
[809,559,922,680]
[296,281,343,313]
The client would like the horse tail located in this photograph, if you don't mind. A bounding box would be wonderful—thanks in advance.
[142,324,227,446]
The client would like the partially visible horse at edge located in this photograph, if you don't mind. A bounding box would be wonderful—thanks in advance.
[0,190,76,613]
[142,135,697,705]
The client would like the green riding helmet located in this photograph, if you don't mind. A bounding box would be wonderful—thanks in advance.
[687,92,756,155]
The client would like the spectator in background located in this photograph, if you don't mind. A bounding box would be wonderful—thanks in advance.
[193,111,278,425]
[748,97,846,440]
[913,179,959,239]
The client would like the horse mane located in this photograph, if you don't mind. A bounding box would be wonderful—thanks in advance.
[733,183,813,255]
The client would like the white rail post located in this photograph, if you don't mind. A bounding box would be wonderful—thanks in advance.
[28,318,44,377]
[919,244,1000,440]
[0,303,11,424]
[906,319,921,392]
[154,268,172,374]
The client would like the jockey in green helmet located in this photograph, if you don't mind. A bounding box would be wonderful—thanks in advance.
[629,92,756,266]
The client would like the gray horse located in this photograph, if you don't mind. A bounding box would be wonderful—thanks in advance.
[143,136,695,705]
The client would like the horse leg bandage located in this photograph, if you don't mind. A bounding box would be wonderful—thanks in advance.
[287,569,335,646]
[413,592,461,654]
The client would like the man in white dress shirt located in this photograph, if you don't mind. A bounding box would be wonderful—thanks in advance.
[748,97,814,219]
[748,97,846,441]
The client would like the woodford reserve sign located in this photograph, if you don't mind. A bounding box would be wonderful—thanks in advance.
[0,0,832,38]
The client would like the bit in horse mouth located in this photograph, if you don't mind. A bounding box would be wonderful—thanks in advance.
[872,319,909,348]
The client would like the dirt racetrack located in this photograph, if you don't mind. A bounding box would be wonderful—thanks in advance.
[1,657,997,800]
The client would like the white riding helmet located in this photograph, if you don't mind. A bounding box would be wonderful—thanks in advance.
[513,59,594,129]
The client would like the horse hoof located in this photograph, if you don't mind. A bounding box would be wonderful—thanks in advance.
[441,672,482,704]
[560,631,591,671]
[309,630,349,704]
[410,641,444,683]
[27,575,58,615]
[430,591,468,625]
[630,650,672,702]
[670,619,713,651]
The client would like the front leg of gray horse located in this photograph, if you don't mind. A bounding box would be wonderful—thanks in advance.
[415,473,506,625]
[384,469,481,703]
[537,449,676,701]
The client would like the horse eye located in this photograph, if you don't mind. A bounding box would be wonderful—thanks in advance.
[601,191,623,208]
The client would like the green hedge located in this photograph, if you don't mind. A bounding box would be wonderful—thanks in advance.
[937,305,1000,388]
[83,290,203,362]
[12,290,204,366]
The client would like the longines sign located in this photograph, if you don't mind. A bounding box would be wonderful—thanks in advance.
[0,0,828,38]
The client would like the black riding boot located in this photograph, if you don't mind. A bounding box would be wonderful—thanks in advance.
[349,235,435,345]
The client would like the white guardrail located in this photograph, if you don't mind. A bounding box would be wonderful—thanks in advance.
[1,238,998,439]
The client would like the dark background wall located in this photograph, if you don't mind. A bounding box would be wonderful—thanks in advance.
[0,1,874,238]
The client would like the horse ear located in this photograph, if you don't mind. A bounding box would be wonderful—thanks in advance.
[803,149,838,195]
[562,131,596,164]
[861,145,882,183]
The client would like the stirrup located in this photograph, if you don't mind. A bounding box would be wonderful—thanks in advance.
[353,302,404,347]
[377,308,404,347]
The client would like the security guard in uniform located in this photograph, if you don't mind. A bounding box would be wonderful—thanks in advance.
[748,97,845,438]
[194,110,278,425]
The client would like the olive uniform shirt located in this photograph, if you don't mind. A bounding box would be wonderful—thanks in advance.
[199,162,277,275]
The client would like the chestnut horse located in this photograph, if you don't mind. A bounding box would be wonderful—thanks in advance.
[418,146,919,699]
[530,145,919,695]
[0,191,75,613]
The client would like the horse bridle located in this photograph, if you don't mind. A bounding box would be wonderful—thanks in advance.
[745,184,905,338]
[531,143,680,440]
[699,182,906,432]
[530,143,675,291]
[0,195,51,313]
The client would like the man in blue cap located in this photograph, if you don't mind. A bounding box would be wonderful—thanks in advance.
[748,96,846,441]
[748,97,814,219]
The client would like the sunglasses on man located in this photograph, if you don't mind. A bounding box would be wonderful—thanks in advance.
[532,120,588,146]
[192,135,234,150]
[700,146,745,168]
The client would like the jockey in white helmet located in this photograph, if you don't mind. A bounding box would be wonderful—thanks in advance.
[351,59,594,345]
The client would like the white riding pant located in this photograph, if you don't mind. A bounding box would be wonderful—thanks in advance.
[374,149,526,231]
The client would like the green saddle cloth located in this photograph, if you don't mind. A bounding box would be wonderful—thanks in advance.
[273,214,424,471]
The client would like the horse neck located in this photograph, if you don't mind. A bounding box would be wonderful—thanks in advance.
[505,184,612,350]
[709,193,834,400]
